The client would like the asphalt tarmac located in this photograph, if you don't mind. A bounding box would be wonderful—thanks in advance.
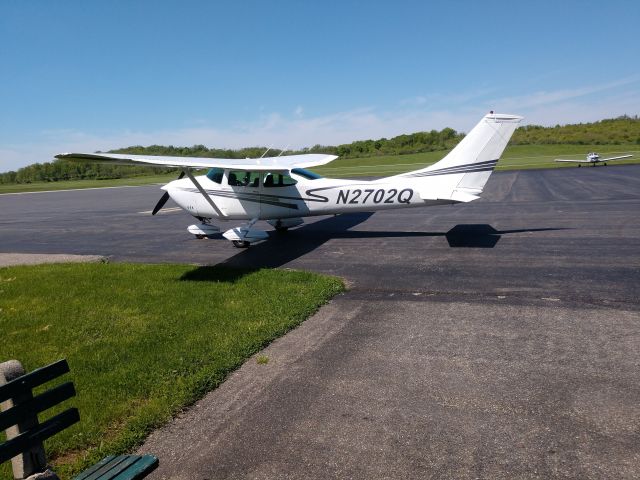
[1,166,639,478]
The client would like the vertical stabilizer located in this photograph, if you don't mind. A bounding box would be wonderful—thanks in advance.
[397,113,523,197]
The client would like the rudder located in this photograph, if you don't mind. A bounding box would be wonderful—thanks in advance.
[395,112,522,198]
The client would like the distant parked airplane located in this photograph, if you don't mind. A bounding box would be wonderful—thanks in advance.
[555,152,633,167]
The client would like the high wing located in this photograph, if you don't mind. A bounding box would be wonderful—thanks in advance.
[555,154,632,164]
[55,152,338,170]
[599,154,633,162]
[555,158,592,163]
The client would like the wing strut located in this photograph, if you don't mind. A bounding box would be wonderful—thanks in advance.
[183,168,226,219]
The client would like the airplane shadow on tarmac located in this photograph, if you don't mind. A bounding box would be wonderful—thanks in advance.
[180,213,565,281]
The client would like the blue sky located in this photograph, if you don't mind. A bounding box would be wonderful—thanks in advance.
[1,0,639,170]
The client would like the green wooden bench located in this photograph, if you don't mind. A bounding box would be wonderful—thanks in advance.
[0,359,158,480]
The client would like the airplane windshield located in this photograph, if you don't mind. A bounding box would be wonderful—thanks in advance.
[291,168,323,180]
[206,167,224,184]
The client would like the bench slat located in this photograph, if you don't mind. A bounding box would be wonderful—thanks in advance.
[73,455,159,480]
[110,455,159,480]
[74,456,117,480]
[0,382,76,431]
[79,455,137,480]
[0,359,70,403]
[0,408,79,464]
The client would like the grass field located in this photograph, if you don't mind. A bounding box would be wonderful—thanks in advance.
[0,263,343,479]
[1,145,638,194]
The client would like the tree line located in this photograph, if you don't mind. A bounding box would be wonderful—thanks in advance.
[511,115,640,145]
[2,115,638,184]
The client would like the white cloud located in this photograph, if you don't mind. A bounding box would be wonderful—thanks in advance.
[400,96,428,106]
[489,75,640,113]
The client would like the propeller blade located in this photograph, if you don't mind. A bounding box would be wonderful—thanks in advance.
[152,191,170,215]
[152,170,185,215]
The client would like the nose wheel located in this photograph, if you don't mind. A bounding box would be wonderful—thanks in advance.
[232,240,251,248]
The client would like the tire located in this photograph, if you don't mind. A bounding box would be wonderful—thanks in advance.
[195,234,206,239]
[275,226,289,233]
[232,240,251,248]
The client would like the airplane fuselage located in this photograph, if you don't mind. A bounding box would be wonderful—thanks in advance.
[166,170,449,222]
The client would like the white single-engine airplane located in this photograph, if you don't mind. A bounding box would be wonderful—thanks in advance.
[555,152,633,167]
[56,112,522,247]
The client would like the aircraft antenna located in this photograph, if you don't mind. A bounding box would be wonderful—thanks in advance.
[260,146,273,158]
[277,145,290,157]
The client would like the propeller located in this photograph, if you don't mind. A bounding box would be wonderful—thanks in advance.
[152,170,185,215]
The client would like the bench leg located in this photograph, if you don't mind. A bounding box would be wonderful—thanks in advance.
[0,360,52,480]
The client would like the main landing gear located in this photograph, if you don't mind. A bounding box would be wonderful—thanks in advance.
[222,218,268,247]
[232,240,251,248]
[189,217,305,248]
[267,218,304,233]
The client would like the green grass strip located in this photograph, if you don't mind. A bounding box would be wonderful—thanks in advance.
[0,174,177,194]
[0,263,343,479]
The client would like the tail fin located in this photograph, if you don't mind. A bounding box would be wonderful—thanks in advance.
[395,112,522,201]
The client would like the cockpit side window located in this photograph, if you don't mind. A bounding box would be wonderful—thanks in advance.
[228,170,260,187]
[206,167,224,184]
[263,172,297,187]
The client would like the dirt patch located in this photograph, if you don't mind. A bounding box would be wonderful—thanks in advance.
[0,253,105,267]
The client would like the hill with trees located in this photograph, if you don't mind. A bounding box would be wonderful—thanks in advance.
[2,115,639,185]
[510,115,640,145]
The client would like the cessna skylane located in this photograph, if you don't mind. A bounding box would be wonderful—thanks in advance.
[555,152,633,167]
[56,112,522,247]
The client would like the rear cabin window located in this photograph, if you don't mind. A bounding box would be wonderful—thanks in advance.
[206,167,224,184]
[228,170,260,187]
[263,172,297,187]
[291,168,323,180]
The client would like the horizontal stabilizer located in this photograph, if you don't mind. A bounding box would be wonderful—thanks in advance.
[419,189,481,203]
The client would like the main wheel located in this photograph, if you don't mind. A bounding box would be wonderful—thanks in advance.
[195,234,206,239]
[232,240,251,248]
[275,225,289,233]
